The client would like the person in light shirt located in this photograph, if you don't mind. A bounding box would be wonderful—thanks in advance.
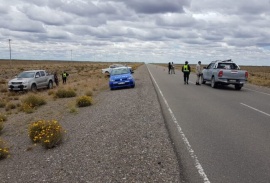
[196,61,203,85]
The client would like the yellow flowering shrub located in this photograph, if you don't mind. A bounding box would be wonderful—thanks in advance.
[0,138,9,160]
[76,96,92,107]
[28,120,65,149]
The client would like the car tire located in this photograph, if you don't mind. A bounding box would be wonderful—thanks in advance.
[110,88,114,90]
[235,84,242,90]
[48,81,53,89]
[31,84,37,92]
[211,77,217,88]
[131,85,135,88]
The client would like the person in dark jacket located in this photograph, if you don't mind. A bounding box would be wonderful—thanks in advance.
[54,72,59,86]
[62,71,69,84]
[182,61,191,84]
[168,62,172,74]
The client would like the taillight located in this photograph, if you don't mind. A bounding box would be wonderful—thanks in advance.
[245,71,248,78]
[218,70,223,77]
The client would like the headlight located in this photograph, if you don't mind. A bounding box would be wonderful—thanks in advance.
[110,79,115,82]
[127,77,133,80]
[22,81,29,84]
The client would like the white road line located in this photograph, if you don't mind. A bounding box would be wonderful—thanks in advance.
[243,87,270,96]
[147,65,210,183]
[240,103,270,117]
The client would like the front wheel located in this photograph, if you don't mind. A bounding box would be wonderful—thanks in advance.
[31,84,37,92]
[211,77,217,88]
[48,81,53,89]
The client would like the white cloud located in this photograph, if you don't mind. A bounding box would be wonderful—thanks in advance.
[0,0,269,65]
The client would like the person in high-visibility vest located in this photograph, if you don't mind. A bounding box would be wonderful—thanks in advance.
[62,71,69,84]
[182,61,191,84]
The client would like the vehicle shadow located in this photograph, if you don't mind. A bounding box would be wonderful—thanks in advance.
[203,83,247,91]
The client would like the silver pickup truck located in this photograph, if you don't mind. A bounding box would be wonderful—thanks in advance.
[202,59,248,90]
[8,70,54,92]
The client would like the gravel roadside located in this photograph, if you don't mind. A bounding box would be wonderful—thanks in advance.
[0,64,181,183]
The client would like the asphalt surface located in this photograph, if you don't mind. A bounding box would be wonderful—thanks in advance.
[147,64,270,183]
[0,64,181,183]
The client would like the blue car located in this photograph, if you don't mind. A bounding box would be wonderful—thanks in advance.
[109,67,135,90]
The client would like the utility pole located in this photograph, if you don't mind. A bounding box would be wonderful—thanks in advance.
[71,50,72,61]
[8,39,12,67]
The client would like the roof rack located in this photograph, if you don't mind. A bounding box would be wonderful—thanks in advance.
[221,59,232,62]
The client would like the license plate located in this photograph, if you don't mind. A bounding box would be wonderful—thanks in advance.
[230,80,236,82]
[118,82,125,85]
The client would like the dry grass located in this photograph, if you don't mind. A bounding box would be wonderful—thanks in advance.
[0,59,142,155]
[0,59,142,128]
[156,63,270,88]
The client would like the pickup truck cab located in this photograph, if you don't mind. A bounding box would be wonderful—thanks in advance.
[8,70,54,92]
[202,59,248,90]
[102,64,133,74]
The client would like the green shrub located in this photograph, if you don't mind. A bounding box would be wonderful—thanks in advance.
[21,95,46,113]
[55,89,76,98]
[76,96,92,107]
[28,120,65,149]
[0,138,9,160]
[22,94,46,107]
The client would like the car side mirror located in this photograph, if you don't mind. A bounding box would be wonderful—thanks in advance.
[36,75,40,78]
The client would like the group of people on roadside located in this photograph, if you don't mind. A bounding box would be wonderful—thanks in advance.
[168,61,203,85]
[53,71,69,86]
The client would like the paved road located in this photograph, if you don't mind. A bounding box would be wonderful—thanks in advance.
[147,64,270,183]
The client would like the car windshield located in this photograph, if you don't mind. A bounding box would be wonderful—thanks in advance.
[111,68,130,75]
[217,63,239,70]
[17,72,35,78]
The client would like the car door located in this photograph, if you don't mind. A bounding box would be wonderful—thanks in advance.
[35,72,43,88]
[204,63,214,80]
[39,71,47,88]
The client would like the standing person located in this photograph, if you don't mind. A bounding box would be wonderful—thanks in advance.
[62,71,69,84]
[182,61,191,84]
[54,71,59,86]
[168,62,172,74]
[196,61,203,85]
[171,62,175,74]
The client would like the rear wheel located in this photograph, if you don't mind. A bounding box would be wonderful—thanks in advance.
[31,84,37,92]
[235,84,242,90]
[211,77,217,88]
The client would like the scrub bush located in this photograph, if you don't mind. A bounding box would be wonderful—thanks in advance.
[0,139,9,160]
[28,120,65,149]
[55,89,76,98]
[21,95,46,113]
[76,96,92,107]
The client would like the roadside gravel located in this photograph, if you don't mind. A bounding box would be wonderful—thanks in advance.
[0,64,181,183]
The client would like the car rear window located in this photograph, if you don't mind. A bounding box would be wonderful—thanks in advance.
[217,63,239,70]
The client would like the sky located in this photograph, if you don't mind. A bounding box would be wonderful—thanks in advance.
[0,0,270,66]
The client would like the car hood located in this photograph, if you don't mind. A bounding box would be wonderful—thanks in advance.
[9,77,32,83]
[110,73,132,80]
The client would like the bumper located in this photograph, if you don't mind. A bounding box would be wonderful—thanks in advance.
[109,80,135,89]
[216,78,246,85]
[8,84,29,91]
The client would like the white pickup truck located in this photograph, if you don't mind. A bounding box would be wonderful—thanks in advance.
[202,59,248,90]
[8,70,54,92]
[102,64,132,74]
